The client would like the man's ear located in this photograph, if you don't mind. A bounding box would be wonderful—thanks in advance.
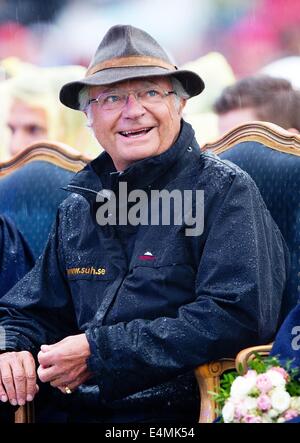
[178,98,187,115]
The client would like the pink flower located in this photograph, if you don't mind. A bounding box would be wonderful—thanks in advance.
[283,409,299,421]
[243,414,263,423]
[272,367,289,382]
[235,402,247,420]
[257,394,272,411]
[256,374,273,393]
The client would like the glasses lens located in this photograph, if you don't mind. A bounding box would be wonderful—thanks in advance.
[102,93,125,110]
[139,88,164,106]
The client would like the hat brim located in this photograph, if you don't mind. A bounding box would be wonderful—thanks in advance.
[59,66,205,110]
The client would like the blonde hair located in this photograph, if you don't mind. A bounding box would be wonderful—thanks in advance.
[5,64,102,158]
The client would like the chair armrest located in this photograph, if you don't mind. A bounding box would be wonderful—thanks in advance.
[194,359,235,423]
[235,344,273,374]
[14,402,35,423]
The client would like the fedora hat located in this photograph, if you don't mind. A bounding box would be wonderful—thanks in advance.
[60,24,205,110]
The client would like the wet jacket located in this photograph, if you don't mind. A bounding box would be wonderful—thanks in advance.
[0,215,34,298]
[0,121,291,422]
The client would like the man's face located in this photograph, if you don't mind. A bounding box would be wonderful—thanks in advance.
[87,77,186,171]
[218,107,258,135]
[7,100,49,157]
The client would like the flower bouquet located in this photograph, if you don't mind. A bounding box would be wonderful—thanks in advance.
[213,354,300,423]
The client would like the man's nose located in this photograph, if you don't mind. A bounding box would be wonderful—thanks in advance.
[122,93,145,118]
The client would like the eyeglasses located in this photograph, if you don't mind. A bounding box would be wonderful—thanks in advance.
[87,87,176,111]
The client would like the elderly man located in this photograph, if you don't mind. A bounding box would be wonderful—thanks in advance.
[0,25,292,422]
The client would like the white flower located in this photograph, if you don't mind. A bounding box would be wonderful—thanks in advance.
[267,408,280,419]
[230,375,257,399]
[222,401,235,423]
[290,397,300,412]
[266,369,286,388]
[270,388,291,413]
[245,369,257,379]
[260,413,273,423]
[244,396,257,411]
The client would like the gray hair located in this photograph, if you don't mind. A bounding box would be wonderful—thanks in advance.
[78,86,93,126]
[78,86,90,112]
[170,77,189,99]
[79,76,189,126]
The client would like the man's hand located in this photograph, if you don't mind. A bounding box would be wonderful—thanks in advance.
[37,334,92,394]
[0,351,38,406]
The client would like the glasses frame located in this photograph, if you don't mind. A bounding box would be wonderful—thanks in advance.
[87,87,176,111]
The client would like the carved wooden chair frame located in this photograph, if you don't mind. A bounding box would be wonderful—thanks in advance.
[202,121,300,156]
[0,140,92,177]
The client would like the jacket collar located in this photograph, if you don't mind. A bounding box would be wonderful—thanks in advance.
[66,120,199,195]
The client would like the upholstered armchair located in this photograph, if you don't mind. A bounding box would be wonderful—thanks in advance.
[0,141,92,422]
[195,121,300,423]
[206,121,300,313]
[0,141,92,259]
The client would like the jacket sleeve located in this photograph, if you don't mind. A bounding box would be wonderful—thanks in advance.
[0,215,34,298]
[0,207,77,355]
[85,169,290,401]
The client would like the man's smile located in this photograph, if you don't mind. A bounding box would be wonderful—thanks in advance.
[118,127,154,138]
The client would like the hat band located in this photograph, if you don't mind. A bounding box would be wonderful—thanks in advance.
[86,56,177,77]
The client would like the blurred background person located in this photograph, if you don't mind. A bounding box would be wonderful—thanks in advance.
[181,52,235,145]
[213,75,300,135]
[2,63,102,160]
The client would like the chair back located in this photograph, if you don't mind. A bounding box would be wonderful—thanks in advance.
[203,121,300,311]
[0,141,93,258]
